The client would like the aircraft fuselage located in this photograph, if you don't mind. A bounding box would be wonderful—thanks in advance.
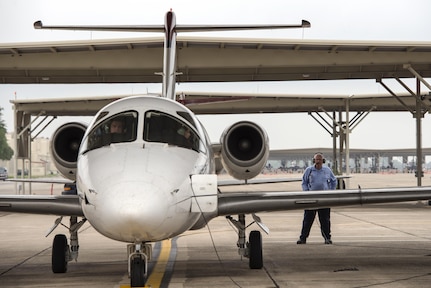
[76,96,215,242]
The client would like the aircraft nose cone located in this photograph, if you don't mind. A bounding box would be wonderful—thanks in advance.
[97,180,171,242]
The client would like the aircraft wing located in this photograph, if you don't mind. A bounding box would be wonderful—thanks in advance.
[218,177,303,186]
[0,195,83,216]
[216,186,431,216]
[7,178,74,184]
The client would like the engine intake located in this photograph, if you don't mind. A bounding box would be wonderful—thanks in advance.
[220,121,269,180]
[51,122,87,181]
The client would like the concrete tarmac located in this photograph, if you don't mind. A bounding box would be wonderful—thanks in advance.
[1,173,431,287]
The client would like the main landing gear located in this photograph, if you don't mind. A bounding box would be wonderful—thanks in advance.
[226,213,268,269]
[47,216,87,273]
[48,216,151,287]
[127,243,152,287]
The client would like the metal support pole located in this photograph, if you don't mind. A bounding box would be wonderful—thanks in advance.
[13,100,18,194]
[308,109,340,174]
[377,79,414,114]
[332,111,337,175]
[345,98,351,188]
[338,110,343,174]
[308,111,333,135]
[415,78,423,186]
[395,77,431,111]
[349,107,376,130]
[404,64,431,91]
[28,129,32,195]
[32,116,57,140]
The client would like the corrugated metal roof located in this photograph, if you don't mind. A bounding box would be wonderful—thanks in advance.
[1,37,430,84]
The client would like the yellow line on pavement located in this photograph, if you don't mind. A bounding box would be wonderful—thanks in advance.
[146,239,172,287]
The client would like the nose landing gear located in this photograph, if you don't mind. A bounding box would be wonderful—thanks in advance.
[127,243,152,287]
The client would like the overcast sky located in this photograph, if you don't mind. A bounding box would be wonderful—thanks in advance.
[0,0,430,150]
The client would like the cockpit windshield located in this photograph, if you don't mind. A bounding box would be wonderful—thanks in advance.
[144,110,200,152]
[84,111,138,152]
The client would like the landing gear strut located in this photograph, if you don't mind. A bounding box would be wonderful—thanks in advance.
[127,243,152,287]
[226,213,266,269]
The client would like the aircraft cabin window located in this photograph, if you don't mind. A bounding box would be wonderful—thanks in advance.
[85,111,138,151]
[144,110,200,152]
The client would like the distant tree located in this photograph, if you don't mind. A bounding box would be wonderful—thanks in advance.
[0,108,13,160]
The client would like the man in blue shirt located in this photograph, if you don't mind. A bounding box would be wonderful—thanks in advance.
[297,153,337,244]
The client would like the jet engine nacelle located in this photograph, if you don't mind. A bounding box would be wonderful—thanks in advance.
[51,122,87,181]
[220,121,269,180]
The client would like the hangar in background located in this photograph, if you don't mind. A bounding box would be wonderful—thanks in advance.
[268,147,431,174]
[2,37,431,185]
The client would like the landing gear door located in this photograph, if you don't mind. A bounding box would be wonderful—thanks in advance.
[191,174,218,213]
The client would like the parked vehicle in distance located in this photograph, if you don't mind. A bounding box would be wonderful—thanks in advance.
[0,167,8,180]
[17,169,28,176]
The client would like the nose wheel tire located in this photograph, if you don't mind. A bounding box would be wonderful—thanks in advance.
[130,254,146,287]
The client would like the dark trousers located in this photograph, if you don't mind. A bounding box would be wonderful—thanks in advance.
[299,208,331,241]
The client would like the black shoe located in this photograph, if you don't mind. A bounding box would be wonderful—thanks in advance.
[297,239,306,244]
[325,239,332,244]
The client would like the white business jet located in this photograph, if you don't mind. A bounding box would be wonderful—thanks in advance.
[2,10,431,287]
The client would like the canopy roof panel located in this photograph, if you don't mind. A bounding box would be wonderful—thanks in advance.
[1,37,430,84]
[11,92,431,117]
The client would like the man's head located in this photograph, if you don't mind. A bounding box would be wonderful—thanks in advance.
[183,128,191,139]
[313,153,325,168]
[110,119,124,134]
